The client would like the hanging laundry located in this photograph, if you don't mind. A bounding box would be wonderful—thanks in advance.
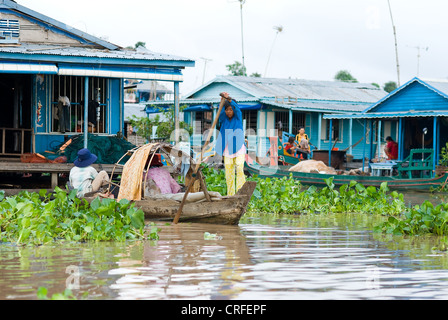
[57,96,71,133]
[88,100,99,125]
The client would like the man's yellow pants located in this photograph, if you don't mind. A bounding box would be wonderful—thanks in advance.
[224,154,246,196]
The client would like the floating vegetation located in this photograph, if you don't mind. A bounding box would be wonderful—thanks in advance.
[374,201,448,236]
[203,166,448,239]
[0,187,149,245]
[202,166,406,216]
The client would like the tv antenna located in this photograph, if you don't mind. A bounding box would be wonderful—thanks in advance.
[200,57,212,85]
[228,0,247,75]
[264,25,284,77]
[408,45,429,77]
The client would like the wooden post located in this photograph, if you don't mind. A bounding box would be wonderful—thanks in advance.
[349,118,353,155]
[174,81,180,144]
[378,120,382,159]
[433,116,438,177]
[51,173,58,189]
[83,76,89,148]
[328,119,333,167]
[398,117,403,160]
[362,119,367,172]
[198,171,211,202]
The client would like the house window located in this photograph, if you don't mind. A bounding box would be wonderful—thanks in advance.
[51,76,107,133]
[0,19,19,43]
[193,111,212,134]
[365,120,385,144]
[323,119,342,142]
[275,111,289,133]
[242,110,257,132]
[292,112,306,135]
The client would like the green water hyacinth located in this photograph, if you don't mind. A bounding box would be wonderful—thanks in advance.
[201,165,406,216]
[0,187,147,245]
[374,201,448,236]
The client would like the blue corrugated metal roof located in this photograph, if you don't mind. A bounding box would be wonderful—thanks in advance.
[146,97,260,105]
[323,111,448,119]
[0,43,194,64]
[261,99,371,113]
[187,76,387,104]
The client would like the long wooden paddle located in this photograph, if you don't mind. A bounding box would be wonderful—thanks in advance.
[173,94,227,224]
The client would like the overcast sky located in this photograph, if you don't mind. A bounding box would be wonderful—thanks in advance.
[18,0,448,96]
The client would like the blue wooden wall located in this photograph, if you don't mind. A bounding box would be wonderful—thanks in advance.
[370,80,448,113]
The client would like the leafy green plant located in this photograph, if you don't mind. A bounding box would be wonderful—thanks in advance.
[37,287,83,300]
[439,142,448,167]
[127,104,192,142]
[201,166,406,216]
[374,201,448,236]
[0,187,149,245]
[147,222,161,240]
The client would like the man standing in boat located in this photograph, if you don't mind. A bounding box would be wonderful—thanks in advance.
[216,92,246,196]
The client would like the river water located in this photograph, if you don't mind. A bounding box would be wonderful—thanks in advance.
[1,191,448,300]
[0,190,448,300]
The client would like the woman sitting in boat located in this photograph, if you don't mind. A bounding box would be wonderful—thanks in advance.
[384,136,398,160]
[69,148,110,198]
[143,153,181,196]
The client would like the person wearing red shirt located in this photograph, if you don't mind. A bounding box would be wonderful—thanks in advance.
[384,136,398,160]
[284,136,297,156]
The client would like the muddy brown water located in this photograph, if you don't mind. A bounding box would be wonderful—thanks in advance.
[1,191,448,300]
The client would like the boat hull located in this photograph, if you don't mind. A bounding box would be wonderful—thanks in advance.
[245,162,448,191]
[135,181,257,225]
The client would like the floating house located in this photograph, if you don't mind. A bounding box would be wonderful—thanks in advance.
[147,76,387,157]
[323,77,448,175]
[124,80,173,103]
[0,0,194,157]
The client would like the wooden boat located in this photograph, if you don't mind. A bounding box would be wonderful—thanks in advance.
[134,181,256,225]
[245,160,448,191]
[111,142,257,225]
[256,135,448,191]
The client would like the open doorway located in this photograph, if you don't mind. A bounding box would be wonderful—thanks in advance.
[403,117,434,159]
[0,74,32,156]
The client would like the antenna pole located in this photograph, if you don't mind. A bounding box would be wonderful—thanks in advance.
[387,0,400,86]
[239,0,246,75]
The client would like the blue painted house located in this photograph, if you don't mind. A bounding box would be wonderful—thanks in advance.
[323,77,448,173]
[0,0,194,157]
[148,76,387,157]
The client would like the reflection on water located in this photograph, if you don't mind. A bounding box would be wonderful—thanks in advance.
[401,190,448,207]
[2,208,448,299]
